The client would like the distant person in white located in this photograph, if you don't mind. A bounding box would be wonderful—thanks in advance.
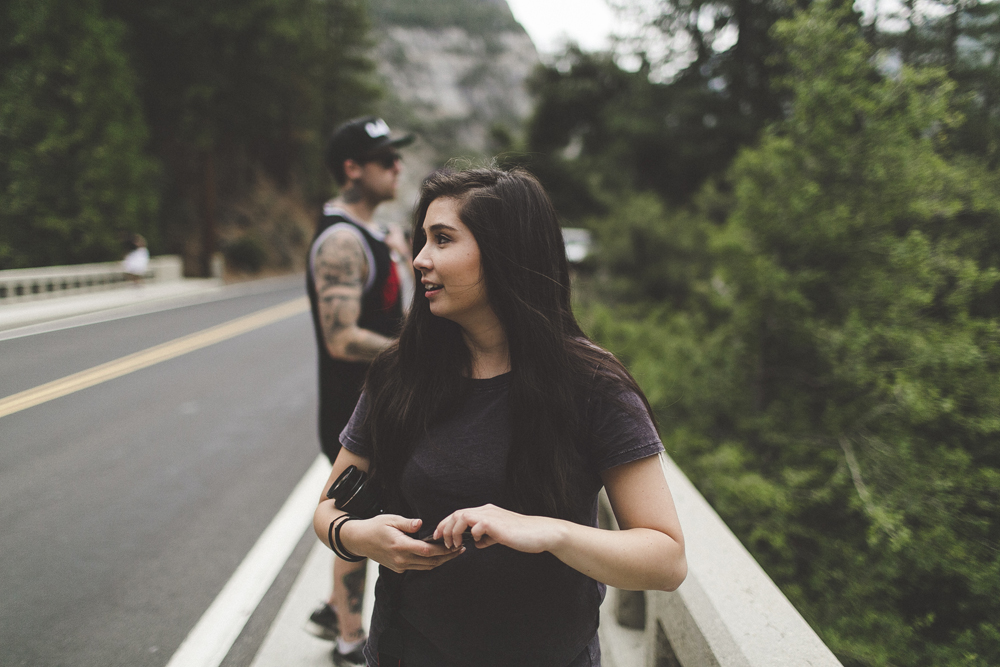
[122,234,150,285]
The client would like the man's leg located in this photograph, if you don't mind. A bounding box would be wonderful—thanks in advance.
[332,556,367,640]
[331,557,367,665]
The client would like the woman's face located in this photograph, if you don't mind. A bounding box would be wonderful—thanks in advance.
[413,197,491,328]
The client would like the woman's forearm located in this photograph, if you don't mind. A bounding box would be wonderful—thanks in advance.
[548,520,687,592]
[313,498,348,550]
[433,502,686,591]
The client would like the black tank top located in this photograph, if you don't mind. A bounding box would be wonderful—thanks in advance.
[306,211,404,456]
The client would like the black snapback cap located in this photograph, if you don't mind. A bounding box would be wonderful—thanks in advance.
[326,116,415,169]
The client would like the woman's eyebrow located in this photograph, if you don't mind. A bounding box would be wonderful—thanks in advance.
[425,222,460,233]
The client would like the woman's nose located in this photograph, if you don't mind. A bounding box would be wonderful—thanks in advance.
[413,246,431,270]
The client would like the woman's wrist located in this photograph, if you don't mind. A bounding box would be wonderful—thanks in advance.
[544,517,575,555]
[336,515,367,560]
[327,515,349,556]
[334,516,365,562]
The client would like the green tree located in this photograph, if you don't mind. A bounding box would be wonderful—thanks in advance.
[104,0,381,274]
[875,0,1000,166]
[708,6,1000,660]
[0,0,159,269]
[610,0,815,197]
[580,1,1000,664]
[519,48,718,218]
[517,0,805,214]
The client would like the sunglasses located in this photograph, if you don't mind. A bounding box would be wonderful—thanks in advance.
[364,152,401,169]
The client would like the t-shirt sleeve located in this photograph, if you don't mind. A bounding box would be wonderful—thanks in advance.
[339,391,372,458]
[586,381,664,472]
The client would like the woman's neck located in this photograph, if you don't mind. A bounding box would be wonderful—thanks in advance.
[462,320,510,379]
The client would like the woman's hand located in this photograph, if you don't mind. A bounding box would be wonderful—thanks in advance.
[432,504,566,554]
[340,514,464,573]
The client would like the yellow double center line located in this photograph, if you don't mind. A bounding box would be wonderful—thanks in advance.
[0,296,309,420]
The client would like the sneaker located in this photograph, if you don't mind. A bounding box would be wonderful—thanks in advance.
[306,603,339,640]
[331,641,366,666]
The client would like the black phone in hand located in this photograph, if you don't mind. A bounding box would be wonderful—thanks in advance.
[422,528,474,545]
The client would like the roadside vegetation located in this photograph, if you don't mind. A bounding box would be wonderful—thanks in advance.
[1,0,379,274]
[513,1,1000,664]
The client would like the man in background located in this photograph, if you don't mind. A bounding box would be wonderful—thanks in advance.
[305,116,413,666]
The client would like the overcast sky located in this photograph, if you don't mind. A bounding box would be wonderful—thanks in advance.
[505,0,631,54]
[507,0,919,56]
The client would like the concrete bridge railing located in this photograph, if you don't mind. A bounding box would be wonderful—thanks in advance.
[0,256,184,304]
[598,454,844,667]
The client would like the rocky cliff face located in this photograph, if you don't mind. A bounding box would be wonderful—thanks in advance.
[369,0,540,225]
[377,26,538,151]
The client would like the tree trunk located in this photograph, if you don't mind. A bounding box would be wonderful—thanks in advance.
[200,149,216,278]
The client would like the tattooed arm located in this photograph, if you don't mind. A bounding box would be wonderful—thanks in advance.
[313,228,393,362]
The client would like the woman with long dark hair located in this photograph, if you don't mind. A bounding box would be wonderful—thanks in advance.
[314,167,686,667]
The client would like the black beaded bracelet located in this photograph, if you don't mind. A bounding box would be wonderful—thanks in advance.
[333,514,365,562]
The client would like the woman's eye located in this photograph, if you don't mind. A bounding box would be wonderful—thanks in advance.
[436,234,450,244]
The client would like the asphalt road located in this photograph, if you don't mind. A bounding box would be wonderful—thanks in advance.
[0,276,323,667]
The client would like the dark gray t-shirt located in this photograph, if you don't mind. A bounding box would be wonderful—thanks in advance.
[341,372,663,667]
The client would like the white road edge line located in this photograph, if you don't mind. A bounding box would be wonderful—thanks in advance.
[165,454,332,667]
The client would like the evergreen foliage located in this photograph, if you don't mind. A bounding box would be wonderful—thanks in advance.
[0,0,159,269]
[521,47,750,210]
[612,0,806,198]
[521,49,682,214]
[0,0,380,271]
[570,2,1000,664]
[875,0,1000,167]
[104,0,381,274]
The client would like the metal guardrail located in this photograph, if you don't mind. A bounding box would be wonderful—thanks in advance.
[0,256,183,304]
[599,454,844,667]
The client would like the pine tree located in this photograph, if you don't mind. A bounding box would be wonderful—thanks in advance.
[104,0,381,275]
[580,1,1000,663]
[0,0,159,269]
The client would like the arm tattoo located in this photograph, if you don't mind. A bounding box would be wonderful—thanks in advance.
[316,231,367,353]
[315,230,366,292]
[314,230,392,361]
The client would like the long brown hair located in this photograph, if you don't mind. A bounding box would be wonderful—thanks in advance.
[363,167,652,518]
